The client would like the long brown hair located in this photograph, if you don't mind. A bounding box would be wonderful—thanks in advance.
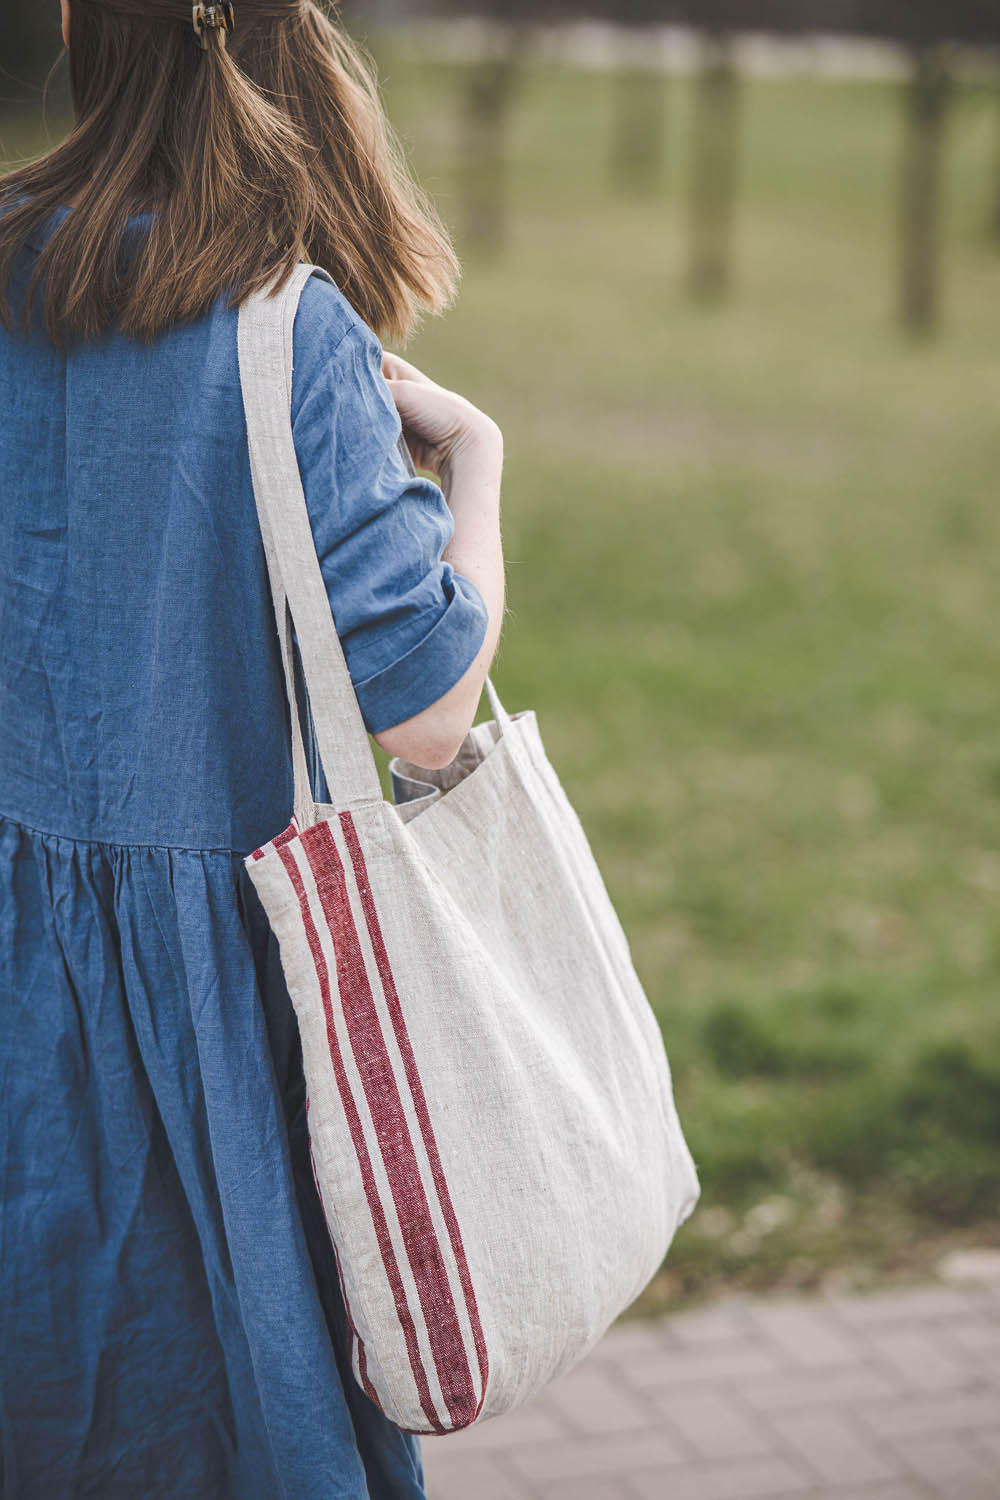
[0,0,459,348]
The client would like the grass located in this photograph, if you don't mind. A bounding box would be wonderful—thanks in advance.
[5,51,1000,1304]
[377,53,1000,1305]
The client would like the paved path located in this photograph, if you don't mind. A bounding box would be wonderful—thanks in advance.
[420,1259,1000,1500]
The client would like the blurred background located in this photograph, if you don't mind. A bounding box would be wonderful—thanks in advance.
[3,0,999,1308]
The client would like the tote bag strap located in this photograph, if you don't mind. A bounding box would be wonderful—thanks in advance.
[240,261,380,819]
[239,261,511,822]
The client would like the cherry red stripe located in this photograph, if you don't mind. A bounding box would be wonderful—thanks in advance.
[339,811,490,1421]
[251,815,299,862]
[275,839,444,1432]
[305,820,478,1429]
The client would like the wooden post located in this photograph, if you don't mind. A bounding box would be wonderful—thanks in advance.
[900,42,950,333]
[992,64,1000,241]
[458,25,530,259]
[609,34,667,195]
[687,28,740,303]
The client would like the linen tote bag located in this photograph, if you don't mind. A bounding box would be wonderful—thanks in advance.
[238,261,701,1435]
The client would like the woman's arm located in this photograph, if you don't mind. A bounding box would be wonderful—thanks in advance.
[373,357,505,770]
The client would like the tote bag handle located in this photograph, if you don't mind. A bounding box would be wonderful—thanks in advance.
[239,261,510,824]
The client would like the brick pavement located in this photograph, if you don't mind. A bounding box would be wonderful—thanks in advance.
[420,1256,1000,1500]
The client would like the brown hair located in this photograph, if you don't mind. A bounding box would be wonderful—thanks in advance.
[0,0,459,348]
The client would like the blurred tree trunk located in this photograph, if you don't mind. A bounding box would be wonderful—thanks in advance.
[609,34,667,195]
[686,28,740,302]
[993,64,1000,241]
[458,26,531,258]
[900,42,950,333]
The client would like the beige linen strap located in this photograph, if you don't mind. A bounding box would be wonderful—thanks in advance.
[239,261,510,823]
[240,261,381,819]
[240,303,314,824]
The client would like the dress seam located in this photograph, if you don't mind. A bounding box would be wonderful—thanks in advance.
[0,808,248,857]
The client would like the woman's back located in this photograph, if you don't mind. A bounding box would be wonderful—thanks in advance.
[1,207,486,853]
[0,186,494,1500]
[0,1,504,1486]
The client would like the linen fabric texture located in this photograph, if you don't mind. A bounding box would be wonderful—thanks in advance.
[0,204,494,1499]
[241,263,702,1434]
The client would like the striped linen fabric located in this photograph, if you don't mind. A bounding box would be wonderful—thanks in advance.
[253,809,489,1431]
[239,262,701,1432]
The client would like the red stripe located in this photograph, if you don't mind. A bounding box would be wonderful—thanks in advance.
[304,820,479,1429]
[275,838,444,1432]
[339,811,490,1423]
[307,1098,382,1412]
[250,815,299,862]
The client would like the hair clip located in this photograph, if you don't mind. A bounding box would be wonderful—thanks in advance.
[192,2,236,50]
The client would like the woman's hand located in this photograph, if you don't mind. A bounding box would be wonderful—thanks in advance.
[382,352,502,490]
[374,352,505,769]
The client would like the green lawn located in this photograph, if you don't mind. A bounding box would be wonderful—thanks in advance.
[5,52,1000,1304]
[380,54,1000,1304]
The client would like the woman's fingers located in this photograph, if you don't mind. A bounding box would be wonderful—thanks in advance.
[384,366,503,485]
[382,351,435,386]
[383,377,456,447]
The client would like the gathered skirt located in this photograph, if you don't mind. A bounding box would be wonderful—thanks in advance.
[0,812,427,1500]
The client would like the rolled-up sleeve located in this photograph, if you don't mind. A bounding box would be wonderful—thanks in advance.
[290,281,489,736]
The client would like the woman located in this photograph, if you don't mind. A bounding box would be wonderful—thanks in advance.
[0,1,504,1495]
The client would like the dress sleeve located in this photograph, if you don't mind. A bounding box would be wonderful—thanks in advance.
[289,280,489,737]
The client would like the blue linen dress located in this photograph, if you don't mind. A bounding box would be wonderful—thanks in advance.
[0,206,489,1499]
